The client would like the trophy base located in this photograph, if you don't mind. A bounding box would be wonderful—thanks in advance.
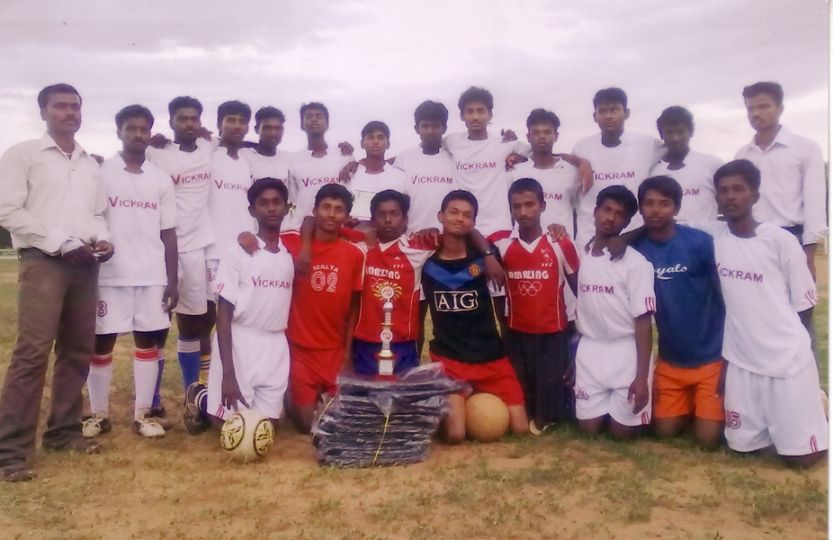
[376,355,396,380]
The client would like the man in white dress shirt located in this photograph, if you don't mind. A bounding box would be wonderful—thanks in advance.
[0,84,114,481]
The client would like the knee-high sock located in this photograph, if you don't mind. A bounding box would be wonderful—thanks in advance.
[152,353,165,408]
[177,338,201,389]
[87,353,114,417]
[198,354,211,385]
[134,347,160,419]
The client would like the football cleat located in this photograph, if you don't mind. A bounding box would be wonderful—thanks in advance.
[133,415,166,438]
[183,382,210,435]
[81,414,112,439]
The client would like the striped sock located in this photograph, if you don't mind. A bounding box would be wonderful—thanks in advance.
[195,384,209,415]
[133,347,159,419]
[177,338,201,389]
[87,353,114,417]
[198,354,211,385]
[152,355,164,408]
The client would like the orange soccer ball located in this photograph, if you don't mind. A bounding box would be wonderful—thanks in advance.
[465,393,510,442]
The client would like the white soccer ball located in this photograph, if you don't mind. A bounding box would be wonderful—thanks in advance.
[220,408,275,462]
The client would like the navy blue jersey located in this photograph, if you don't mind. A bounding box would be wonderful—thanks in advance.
[633,225,725,367]
[422,249,504,364]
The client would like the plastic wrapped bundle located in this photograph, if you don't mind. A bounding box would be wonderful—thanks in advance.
[311,363,468,467]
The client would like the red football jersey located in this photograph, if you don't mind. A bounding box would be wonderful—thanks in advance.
[493,230,579,333]
[353,235,434,343]
[281,231,365,349]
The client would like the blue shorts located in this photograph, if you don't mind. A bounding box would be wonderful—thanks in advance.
[352,339,419,376]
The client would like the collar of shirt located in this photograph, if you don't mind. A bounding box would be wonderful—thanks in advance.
[744,125,796,153]
[110,152,150,172]
[509,228,547,249]
[38,132,88,160]
[378,234,411,251]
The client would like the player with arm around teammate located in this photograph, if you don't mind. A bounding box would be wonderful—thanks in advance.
[183,178,294,432]
[422,190,528,443]
[574,186,655,439]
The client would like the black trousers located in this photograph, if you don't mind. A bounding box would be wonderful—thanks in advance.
[505,328,575,427]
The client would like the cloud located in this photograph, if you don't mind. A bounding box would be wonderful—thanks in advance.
[0,0,826,162]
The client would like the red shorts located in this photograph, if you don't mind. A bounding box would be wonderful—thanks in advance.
[431,352,525,406]
[289,344,344,407]
[653,357,725,421]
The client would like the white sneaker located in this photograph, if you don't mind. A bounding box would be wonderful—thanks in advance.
[132,416,166,438]
[81,415,111,439]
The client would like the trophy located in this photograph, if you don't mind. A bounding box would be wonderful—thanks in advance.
[376,285,396,377]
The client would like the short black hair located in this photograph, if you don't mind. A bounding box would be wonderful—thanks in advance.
[458,86,493,113]
[596,185,638,219]
[526,108,560,131]
[217,100,251,125]
[742,82,784,107]
[638,176,682,209]
[414,100,448,128]
[247,177,289,206]
[314,183,353,213]
[440,189,479,218]
[508,178,544,204]
[168,96,203,118]
[370,189,410,218]
[361,120,390,140]
[115,104,154,130]
[300,102,329,123]
[37,83,81,110]
[593,87,628,109]
[255,106,285,127]
[656,106,693,135]
[714,159,761,191]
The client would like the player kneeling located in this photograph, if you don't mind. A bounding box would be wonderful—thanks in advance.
[422,190,528,443]
[493,179,580,434]
[184,178,294,433]
[574,186,656,439]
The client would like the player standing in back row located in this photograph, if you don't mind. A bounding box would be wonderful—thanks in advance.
[146,96,214,409]
[572,88,663,247]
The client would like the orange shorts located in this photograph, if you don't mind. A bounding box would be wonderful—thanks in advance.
[430,353,525,406]
[289,344,344,407]
[652,357,725,421]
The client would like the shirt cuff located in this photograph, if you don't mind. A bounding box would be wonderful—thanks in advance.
[39,230,71,255]
[59,238,85,256]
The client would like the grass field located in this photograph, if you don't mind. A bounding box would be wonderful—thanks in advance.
[0,256,828,540]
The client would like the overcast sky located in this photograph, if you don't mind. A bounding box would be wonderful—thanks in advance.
[0,0,828,161]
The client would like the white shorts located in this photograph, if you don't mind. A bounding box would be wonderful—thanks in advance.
[206,323,290,421]
[174,249,209,316]
[205,258,220,302]
[574,336,652,426]
[96,286,170,335]
[724,355,829,456]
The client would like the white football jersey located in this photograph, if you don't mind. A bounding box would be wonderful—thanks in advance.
[650,150,722,223]
[349,163,408,220]
[214,238,294,332]
[147,139,214,252]
[444,132,527,237]
[394,147,456,232]
[286,150,353,230]
[205,149,256,260]
[576,246,656,341]
[98,154,176,287]
[507,159,579,238]
[694,221,816,378]
[572,132,663,246]
[240,147,291,185]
